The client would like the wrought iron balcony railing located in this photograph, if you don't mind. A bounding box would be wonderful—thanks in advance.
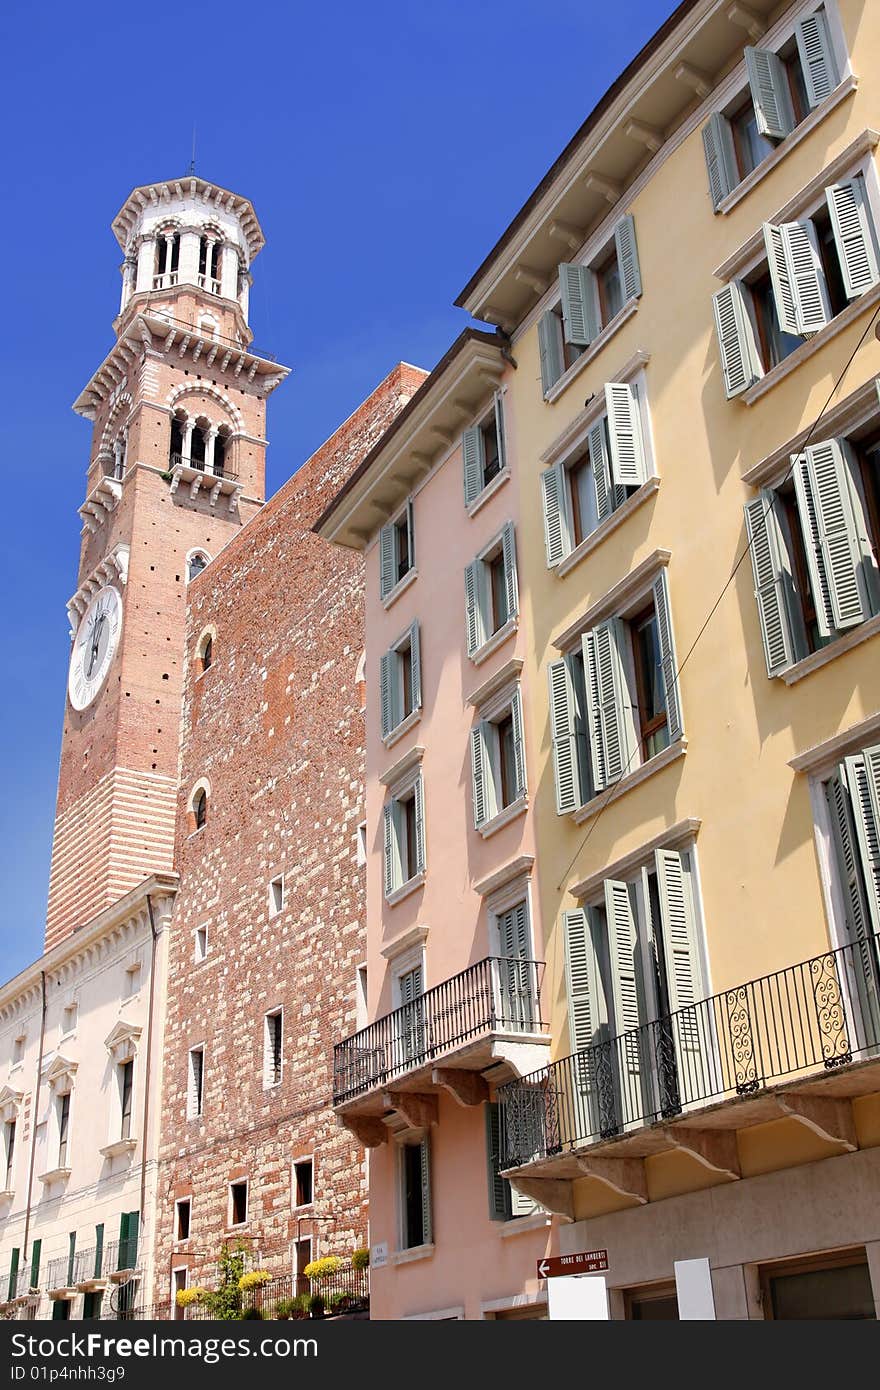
[3,1267,35,1302]
[333,956,546,1107]
[139,305,277,362]
[105,1236,139,1273]
[168,453,239,482]
[500,932,880,1169]
[46,1255,74,1291]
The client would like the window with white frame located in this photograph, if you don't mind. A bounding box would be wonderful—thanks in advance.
[383,768,426,898]
[268,874,285,917]
[380,621,422,741]
[228,1180,248,1227]
[57,1092,71,1169]
[123,962,141,999]
[187,550,210,583]
[563,843,708,1133]
[394,960,426,1064]
[702,7,844,210]
[713,172,880,399]
[355,963,368,1029]
[465,523,519,659]
[175,1197,191,1241]
[538,214,642,395]
[541,381,652,566]
[549,568,683,813]
[11,1036,24,1067]
[356,822,367,868]
[61,1003,77,1037]
[264,1009,283,1088]
[294,1158,314,1208]
[820,746,880,1021]
[3,1119,16,1191]
[462,392,507,506]
[187,1045,205,1119]
[471,683,527,832]
[118,1059,134,1140]
[485,1102,536,1220]
[398,1136,432,1249]
[743,426,880,678]
[379,501,415,601]
[194,926,208,964]
[492,898,539,1033]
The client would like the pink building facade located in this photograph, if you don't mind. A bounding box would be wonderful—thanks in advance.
[317,330,558,1320]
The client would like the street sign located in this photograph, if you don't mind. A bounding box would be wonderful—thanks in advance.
[370,1241,388,1270]
[537,1250,608,1279]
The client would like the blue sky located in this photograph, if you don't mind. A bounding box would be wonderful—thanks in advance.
[0,0,673,977]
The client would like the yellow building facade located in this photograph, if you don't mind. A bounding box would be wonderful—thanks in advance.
[456,0,880,1318]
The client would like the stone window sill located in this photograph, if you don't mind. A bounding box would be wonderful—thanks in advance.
[383,707,422,750]
[386,871,426,907]
[556,477,660,579]
[781,613,880,685]
[717,77,858,216]
[390,1243,435,1267]
[467,467,511,518]
[99,1138,137,1160]
[544,298,639,404]
[382,567,418,611]
[471,615,518,667]
[741,283,880,406]
[38,1167,72,1186]
[478,795,528,840]
[572,738,688,824]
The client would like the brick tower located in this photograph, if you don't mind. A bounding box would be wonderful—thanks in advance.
[46,178,288,950]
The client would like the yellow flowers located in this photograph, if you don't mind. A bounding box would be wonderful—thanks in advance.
[238,1270,272,1291]
[175,1286,208,1308]
[302,1256,341,1281]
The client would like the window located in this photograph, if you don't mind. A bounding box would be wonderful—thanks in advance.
[190,787,208,832]
[379,501,415,600]
[713,175,879,398]
[383,771,426,898]
[355,963,368,1029]
[194,926,208,963]
[294,1159,313,1208]
[356,822,367,868]
[175,1198,191,1242]
[187,551,210,583]
[760,1249,875,1320]
[154,231,180,287]
[485,1103,536,1220]
[822,745,880,1008]
[462,393,507,506]
[563,846,706,1134]
[195,631,213,674]
[4,1119,15,1190]
[399,1138,432,1249]
[494,900,538,1032]
[702,9,841,209]
[743,435,880,677]
[471,685,527,831]
[187,1046,204,1119]
[123,963,141,999]
[396,963,426,1063]
[198,236,222,292]
[172,1268,188,1320]
[12,1037,24,1067]
[465,523,519,658]
[549,569,682,812]
[268,874,285,917]
[541,381,651,565]
[625,1283,680,1320]
[229,1180,248,1227]
[264,1009,283,1087]
[57,1093,71,1169]
[380,622,422,741]
[61,1003,77,1037]
[538,214,642,394]
[119,1060,134,1141]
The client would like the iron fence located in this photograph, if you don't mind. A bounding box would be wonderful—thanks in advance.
[500,932,880,1168]
[333,956,546,1106]
[119,1263,368,1321]
[168,453,239,482]
[140,305,277,362]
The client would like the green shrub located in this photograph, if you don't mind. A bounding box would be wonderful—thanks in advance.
[307,1293,325,1319]
[351,1248,369,1272]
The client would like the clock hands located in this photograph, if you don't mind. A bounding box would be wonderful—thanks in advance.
[86,612,105,678]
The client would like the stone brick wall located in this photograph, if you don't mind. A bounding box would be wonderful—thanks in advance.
[153,363,426,1299]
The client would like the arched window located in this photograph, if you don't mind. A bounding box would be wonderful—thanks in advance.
[213,428,230,479]
[154,231,180,288]
[198,237,222,294]
[170,412,186,469]
[188,551,210,583]
[201,636,213,671]
[194,626,216,674]
[193,789,207,830]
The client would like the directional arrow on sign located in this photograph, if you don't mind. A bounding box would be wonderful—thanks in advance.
[537,1250,609,1279]
[538,1259,550,1278]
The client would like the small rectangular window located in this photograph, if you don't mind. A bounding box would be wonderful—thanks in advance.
[194,926,208,963]
[470,686,526,830]
[229,1180,248,1227]
[175,1198,191,1242]
[400,1139,431,1249]
[61,1003,78,1036]
[123,963,141,999]
[355,963,368,1029]
[4,1119,15,1190]
[294,1159,314,1208]
[631,604,671,762]
[12,1037,25,1066]
[264,1010,283,1087]
[268,875,285,917]
[356,822,367,868]
[188,1046,205,1119]
[119,1060,134,1140]
[57,1094,71,1169]
[596,248,623,326]
[395,513,412,583]
[466,524,518,658]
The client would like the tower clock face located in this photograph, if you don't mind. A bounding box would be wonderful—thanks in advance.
[68,585,123,711]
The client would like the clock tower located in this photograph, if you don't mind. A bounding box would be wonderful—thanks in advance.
[46,178,288,951]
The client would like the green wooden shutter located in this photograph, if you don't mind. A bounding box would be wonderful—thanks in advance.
[614,213,642,301]
[30,1239,41,1290]
[652,570,683,743]
[510,687,527,799]
[485,1103,510,1219]
[379,649,396,739]
[604,879,644,1119]
[471,723,489,828]
[702,113,738,210]
[379,522,396,600]
[409,622,422,712]
[563,908,604,1110]
[493,391,506,473]
[538,310,564,394]
[464,559,484,657]
[583,621,638,791]
[540,462,569,565]
[804,439,872,629]
[501,522,519,621]
[763,221,831,335]
[743,491,800,677]
[588,415,623,522]
[795,10,838,108]
[825,178,880,299]
[654,850,704,1091]
[7,1247,18,1301]
[843,750,880,934]
[67,1231,76,1285]
[558,263,599,346]
[383,802,397,896]
[419,1138,432,1245]
[413,774,426,876]
[827,766,880,1039]
[405,501,415,570]
[712,282,762,398]
[548,659,580,814]
[462,426,485,506]
[745,46,795,140]
[94,1225,103,1280]
[791,452,835,637]
[604,382,647,487]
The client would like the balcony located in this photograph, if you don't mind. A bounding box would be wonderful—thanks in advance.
[197,274,221,295]
[333,957,549,1145]
[167,453,242,511]
[1,1266,37,1308]
[45,1236,139,1300]
[499,933,880,1213]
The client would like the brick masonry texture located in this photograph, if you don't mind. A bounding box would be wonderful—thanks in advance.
[153,363,427,1297]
